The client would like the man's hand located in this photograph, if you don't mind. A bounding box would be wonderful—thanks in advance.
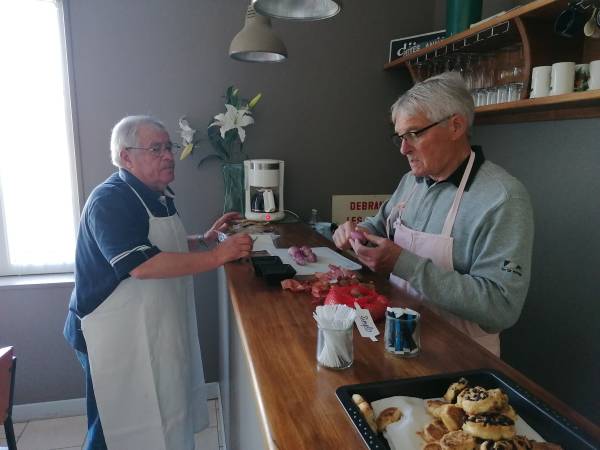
[333,221,368,250]
[350,233,402,276]
[213,233,253,264]
[204,212,241,242]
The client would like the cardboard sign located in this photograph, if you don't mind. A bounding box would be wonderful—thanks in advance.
[331,194,390,225]
[389,29,446,63]
[354,303,379,341]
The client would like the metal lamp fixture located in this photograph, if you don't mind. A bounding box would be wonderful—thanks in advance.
[252,0,341,21]
[229,5,287,63]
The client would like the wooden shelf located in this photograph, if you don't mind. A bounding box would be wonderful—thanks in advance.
[474,90,600,124]
[384,0,600,124]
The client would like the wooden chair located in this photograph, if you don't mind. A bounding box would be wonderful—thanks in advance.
[0,346,17,450]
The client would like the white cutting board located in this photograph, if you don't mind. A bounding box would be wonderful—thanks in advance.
[268,247,361,275]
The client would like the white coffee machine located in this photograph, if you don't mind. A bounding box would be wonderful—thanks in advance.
[244,159,285,221]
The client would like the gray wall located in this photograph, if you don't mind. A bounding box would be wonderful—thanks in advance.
[1,0,598,427]
[472,120,600,424]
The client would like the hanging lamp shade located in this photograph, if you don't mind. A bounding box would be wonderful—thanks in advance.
[252,0,341,21]
[229,5,287,63]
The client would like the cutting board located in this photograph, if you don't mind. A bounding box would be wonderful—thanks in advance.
[269,247,361,276]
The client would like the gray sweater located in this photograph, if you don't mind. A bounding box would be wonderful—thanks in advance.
[361,159,534,333]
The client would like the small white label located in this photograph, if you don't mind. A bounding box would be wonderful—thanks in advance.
[354,302,380,341]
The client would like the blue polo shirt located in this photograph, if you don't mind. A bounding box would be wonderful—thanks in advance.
[64,169,178,353]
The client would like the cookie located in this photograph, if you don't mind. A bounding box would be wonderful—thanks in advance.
[457,387,508,415]
[376,406,402,432]
[462,413,516,440]
[438,404,466,431]
[439,430,478,450]
[444,377,469,403]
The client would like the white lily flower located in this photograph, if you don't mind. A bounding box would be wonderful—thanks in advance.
[209,104,254,142]
[178,116,196,146]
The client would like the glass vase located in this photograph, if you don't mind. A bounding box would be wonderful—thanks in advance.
[222,162,244,214]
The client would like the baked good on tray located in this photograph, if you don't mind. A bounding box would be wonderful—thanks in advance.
[352,378,564,450]
[462,412,516,440]
[352,394,377,433]
[418,378,563,450]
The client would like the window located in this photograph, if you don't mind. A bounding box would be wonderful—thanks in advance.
[0,0,79,276]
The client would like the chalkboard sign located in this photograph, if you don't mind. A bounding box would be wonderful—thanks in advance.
[389,29,446,63]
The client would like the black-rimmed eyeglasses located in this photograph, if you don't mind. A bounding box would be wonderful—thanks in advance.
[391,115,452,148]
[125,142,182,157]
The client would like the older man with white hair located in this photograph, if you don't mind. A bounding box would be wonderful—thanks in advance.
[64,115,252,450]
[334,72,534,357]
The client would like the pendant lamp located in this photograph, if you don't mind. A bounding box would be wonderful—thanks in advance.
[252,0,341,21]
[229,5,287,63]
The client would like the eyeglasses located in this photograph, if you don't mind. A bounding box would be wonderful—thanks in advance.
[125,142,182,157]
[391,115,452,148]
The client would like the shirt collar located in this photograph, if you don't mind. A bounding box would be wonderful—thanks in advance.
[417,145,485,191]
[118,168,175,200]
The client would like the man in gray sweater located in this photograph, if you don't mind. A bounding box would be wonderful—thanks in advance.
[333,72,534,356]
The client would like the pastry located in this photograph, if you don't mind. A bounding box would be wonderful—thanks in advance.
[423,443,443,450]
[439,430,478,450]
[356,398,377,433]
[438,404,466,431]
[511,435,533,450]
[457,387,508,415]
[479,440,514,450]
[462,413,516,440]
[530,443,563,450]
[444,377,469,403]
[423,419,449,442]
[498,405,517,421]
[352,394,366,406]
[426,399,450,418]
[376,406,402,432]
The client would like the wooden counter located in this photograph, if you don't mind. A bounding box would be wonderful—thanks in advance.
[218,223,599,449]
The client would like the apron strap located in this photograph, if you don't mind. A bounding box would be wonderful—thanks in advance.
[442,151,475,237]
[126,184,156,219]
[386,180,419,239]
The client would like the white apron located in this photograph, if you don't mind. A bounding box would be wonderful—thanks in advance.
[81,185,209,450]
[388,152,501,356]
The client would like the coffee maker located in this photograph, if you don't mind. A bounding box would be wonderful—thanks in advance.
[244,159,285,221]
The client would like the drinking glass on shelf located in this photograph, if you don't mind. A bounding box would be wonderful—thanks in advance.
[510,44,525,84]
[497,84,509,103]
[496,47,515,86]
[508,82,523,101]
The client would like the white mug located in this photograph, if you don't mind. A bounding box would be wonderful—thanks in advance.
[589,60,600,90]
[550,62,575,95]
[530,66,552,98]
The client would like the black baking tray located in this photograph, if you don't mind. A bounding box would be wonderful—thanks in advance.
[336,369,599,450]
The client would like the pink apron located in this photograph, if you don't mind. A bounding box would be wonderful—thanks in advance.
[388,152,501,356]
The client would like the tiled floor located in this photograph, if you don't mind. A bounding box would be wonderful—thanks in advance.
[0,399,224,450]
